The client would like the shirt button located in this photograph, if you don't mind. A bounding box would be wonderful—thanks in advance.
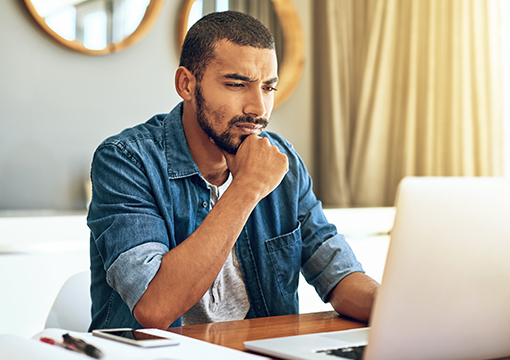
[202,201,208,208]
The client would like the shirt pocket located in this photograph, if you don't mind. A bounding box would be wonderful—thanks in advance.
[265,222,302,298]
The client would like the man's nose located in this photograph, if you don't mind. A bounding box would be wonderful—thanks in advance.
[244,88,268,119]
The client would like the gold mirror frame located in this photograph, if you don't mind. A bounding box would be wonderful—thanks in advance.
[177,0,304,108]
[23,0,164,55]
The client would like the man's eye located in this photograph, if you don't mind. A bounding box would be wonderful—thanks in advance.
[264,86,278,92]
[227,83,244,88]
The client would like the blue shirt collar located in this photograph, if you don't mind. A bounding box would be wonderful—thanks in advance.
[163,102,201,180]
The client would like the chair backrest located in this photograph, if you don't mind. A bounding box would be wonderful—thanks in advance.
[45,271,91,332]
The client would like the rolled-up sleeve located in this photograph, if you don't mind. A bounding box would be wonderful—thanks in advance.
[301,234,364,302]
[107,242,168,311]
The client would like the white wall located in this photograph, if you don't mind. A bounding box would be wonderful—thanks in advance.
[0,0,313,211]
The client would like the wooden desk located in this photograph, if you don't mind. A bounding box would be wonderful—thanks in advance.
[168,311,366,353]
[169,311,510,360]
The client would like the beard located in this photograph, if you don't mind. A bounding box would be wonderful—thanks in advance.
[195,85,269,154]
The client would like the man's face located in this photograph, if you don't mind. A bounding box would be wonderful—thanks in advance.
[193,40,278,154]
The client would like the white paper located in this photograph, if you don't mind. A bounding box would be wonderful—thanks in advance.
[16,328,269,360]
[0,334,86,360]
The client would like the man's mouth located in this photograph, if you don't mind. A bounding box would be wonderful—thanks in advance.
[235,123,264,134]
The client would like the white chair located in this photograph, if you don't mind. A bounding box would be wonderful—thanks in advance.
[45,271,91,332]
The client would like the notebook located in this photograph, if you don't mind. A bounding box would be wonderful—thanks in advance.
[244,177,510,360]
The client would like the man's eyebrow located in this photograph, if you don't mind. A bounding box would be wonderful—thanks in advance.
[223,73,252,81]
[223,74,278,84]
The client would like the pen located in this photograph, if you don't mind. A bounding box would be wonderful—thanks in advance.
[63,333,104,359]
[40,337,82,355]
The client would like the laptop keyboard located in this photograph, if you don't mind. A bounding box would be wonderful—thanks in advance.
[316,345,366,359]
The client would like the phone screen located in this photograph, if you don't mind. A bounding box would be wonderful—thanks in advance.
[103,330,169,341]
[93,329,180,347]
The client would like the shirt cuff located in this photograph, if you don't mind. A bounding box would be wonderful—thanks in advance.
[301,234,364,302]
[106,242,168,311]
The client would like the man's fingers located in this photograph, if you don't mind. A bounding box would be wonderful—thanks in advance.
[216,135,259,173]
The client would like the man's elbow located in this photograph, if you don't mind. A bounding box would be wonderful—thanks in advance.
[133,298,177,330]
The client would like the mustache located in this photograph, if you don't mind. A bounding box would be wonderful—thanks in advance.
[228,115,269,129]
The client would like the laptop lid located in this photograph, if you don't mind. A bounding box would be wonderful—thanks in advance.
[365,176,510,360]
[245,177,510,360]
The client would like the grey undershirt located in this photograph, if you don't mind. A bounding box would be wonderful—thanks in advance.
[182,173,251,326]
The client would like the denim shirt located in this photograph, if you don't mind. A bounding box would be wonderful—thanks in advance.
[87,102,363,331]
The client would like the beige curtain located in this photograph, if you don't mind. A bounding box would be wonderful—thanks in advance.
[314,0,504,207]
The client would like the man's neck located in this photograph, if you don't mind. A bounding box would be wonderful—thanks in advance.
[181,102,230,186]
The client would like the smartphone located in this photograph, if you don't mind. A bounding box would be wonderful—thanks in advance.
[92,328,180,347]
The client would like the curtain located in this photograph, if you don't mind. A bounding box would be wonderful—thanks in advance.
[314,0,504,207]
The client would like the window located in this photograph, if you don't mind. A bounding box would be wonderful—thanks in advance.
[83,11,107,50]
[45,6,76,41]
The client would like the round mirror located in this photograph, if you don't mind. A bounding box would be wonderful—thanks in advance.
[23,0,164,55]
[177,0,304,108]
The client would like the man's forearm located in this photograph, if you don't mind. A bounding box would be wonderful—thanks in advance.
[133,181,261,329]
[328,272,379,323]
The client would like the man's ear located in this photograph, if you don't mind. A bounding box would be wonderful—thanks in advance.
[175,67,196,101]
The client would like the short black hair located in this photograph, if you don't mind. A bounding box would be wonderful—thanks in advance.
[179,11,275,82]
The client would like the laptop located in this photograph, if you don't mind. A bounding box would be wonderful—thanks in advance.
[245,177,510,360]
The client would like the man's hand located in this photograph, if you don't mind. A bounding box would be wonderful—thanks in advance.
[220,135,289,202]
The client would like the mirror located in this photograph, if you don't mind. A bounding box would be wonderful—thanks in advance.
[23,0,164,55]
[177,0,304,108]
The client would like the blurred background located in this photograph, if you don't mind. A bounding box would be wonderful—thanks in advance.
[1,0,509,339]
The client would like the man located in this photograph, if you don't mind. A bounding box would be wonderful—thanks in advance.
[87,11,378,331]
